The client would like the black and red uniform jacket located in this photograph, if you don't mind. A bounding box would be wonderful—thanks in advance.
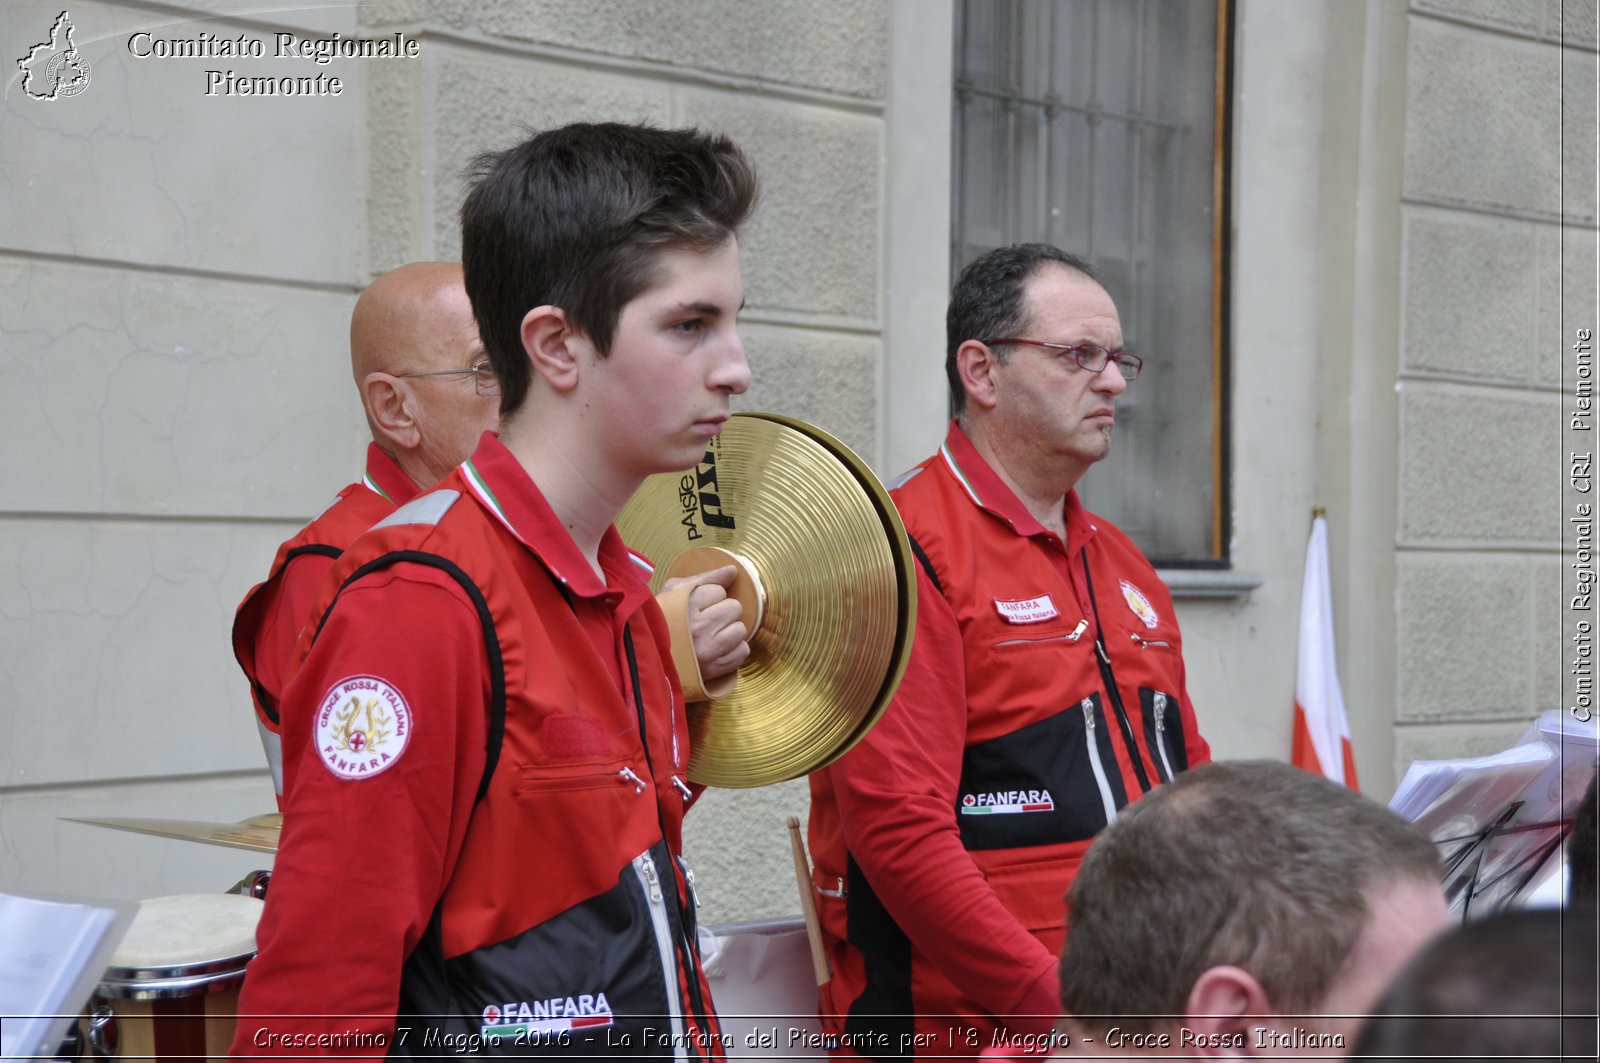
[232,434,721,1059]
[809,423,1210,1059]
[232,442,418,798]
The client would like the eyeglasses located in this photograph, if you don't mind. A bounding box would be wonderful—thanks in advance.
[983,338,1143,381]
[395,359,498,395]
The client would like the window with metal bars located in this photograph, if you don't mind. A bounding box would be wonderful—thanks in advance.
[952,0,1232,565]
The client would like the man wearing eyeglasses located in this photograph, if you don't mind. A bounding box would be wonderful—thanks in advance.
[808,243,1212,1059]
[232,261,499,801]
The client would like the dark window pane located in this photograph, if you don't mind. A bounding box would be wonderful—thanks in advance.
[952,0,1230,564]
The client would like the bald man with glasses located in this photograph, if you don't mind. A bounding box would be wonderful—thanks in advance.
[808,243,1211,1059]
[233,261,502,799]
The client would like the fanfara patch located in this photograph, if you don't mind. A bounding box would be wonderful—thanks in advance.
[961,789,1056,815]
[1119,580,1160,629]
[993,594,1059,624]
[315,675,412,780]
[480,995,614,1041]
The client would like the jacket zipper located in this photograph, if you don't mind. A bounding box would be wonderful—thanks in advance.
[623,628,714,1044]
[1082,557,1152,794]
[682,859,702,909]
[634,853,689,1059]
[1081,697,1120,825]
[995,619,1089,648]
[666,672,682,769]
[1129,633,1174,650]
[1152,692,1176,782]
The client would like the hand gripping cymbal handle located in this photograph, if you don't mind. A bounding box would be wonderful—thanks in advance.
[661,546,766,702]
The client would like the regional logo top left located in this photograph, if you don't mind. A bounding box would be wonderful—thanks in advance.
[17,11,91,100]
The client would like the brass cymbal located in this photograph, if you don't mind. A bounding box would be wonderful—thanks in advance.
[66,814,283,853]
[618,412,916,788]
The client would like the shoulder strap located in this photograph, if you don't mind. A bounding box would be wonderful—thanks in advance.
[312,550,507,806]
[906,533,943,595]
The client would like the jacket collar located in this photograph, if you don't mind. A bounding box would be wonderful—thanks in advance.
[937,420,1097,556]
[457,432,650,609]
[362,442,421,507]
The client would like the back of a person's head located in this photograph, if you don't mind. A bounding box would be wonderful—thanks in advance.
[460,122,758,419]
[1059,759,1441,1032]
[1353,908,1599,1062]
[348,260,468,378]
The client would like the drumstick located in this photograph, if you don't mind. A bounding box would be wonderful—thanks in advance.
[787,816,832,985]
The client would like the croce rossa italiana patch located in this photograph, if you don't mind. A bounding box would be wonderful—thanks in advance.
[315,674,413,780]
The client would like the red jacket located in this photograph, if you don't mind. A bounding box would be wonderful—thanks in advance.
[232,434,721,1059]
[231,443,418,796]
[808,423,1210,1059]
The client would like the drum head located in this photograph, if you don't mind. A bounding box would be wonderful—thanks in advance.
[618,413,916,788]
[100,893,263,995]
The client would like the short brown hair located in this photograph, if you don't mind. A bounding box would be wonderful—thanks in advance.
[1059,760,1441,1032]
[944,243,1101,417]
[461,122,758,420]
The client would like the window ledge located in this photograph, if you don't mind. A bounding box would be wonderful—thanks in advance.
[1157,569,1262,601]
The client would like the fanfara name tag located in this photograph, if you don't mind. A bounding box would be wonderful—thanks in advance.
[315,675,412,780]
[994,594,1060,624]
[961,789,1056,815]
[1119,580,1161,630]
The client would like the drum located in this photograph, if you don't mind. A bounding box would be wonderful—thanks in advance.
[85,893,263,1061]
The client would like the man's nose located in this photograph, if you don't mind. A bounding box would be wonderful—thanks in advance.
[716,330,752,395]
[1092,360,1128,395]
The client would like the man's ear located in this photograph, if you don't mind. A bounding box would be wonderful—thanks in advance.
[956,339,1000,412]
[1184,966,1272,1058]
[362,372,419,451]
[521,305,579,393]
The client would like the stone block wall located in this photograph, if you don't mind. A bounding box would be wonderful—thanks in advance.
[1,0,369,902]
[1392,0,1597,777]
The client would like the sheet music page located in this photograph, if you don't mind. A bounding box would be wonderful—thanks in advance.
[0,891,133,1063]
[1390,742,1552,825]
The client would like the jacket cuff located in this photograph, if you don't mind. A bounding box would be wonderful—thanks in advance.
[1003,961,1061,1037]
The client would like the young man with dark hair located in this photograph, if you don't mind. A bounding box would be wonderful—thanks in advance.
[1058,760,1450,1056]
[808,243,1210,1057]
[232,122,758,1059]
